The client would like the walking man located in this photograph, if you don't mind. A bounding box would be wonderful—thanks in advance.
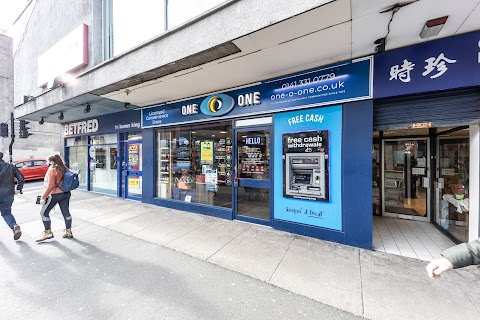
[0,151,24,240]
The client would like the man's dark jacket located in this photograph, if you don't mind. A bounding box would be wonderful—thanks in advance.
[0,160,25,196]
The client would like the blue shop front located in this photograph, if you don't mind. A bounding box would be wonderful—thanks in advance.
[140,57,374,249]
[63,109,143,200]
[372,31,480,244]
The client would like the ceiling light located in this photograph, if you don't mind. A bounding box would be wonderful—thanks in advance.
[39,117,44,125]
[420,16,448,39]
[84,103,91,113]
[220,131,227,134]
[58,112,64,121]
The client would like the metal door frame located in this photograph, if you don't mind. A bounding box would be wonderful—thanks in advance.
[434,135,470,235]
[382,137,431,222]
[233,125,273,226]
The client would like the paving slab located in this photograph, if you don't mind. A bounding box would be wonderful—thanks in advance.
[107,211,172,235]
[131,213,211,245]
[269,236,364,316]
[208,226,295,282]
[360,250,480,320]
[167,219,252,260]
[88,209,146,227]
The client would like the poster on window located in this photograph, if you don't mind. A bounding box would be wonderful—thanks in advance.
[282,130,329,202]
[205,169,218,192]
[128,144,140,170]
[200,140,214,165]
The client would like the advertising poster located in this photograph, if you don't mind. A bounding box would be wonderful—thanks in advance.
[128,144,140,170]
[205,169,218,192]
[273,105,342,231]
[200,140,214,164]
[282,130,329,201]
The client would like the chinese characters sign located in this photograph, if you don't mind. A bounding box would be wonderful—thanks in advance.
[374,31,480,98]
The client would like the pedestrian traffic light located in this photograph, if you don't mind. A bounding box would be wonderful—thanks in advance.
[19,120,32,139]
[0,123,8,137]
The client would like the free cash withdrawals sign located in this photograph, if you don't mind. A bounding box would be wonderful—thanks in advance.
[142,58,372,128]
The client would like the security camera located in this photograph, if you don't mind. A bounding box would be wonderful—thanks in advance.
[374,38,386,54]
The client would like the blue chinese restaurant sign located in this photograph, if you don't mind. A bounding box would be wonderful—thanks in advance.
[374,31,480,98]
[142,58,372,127]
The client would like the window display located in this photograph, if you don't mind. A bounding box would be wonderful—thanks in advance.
[156,122,232,208]
[90,134,118,196]
[436,137,470,242]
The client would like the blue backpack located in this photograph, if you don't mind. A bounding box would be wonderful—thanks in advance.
[60,171,80,192]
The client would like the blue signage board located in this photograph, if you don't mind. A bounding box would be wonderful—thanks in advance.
[273,105,343,231]
[142,58,372,128]
[64,109,141,137]
[374,31,480,99]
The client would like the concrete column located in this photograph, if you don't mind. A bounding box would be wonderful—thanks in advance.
[469,124,480,241]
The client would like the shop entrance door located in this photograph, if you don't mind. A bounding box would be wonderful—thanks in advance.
[435,136,470,242]
[383,138,430,221]
[234,127,271,224]
[124,141,142,200]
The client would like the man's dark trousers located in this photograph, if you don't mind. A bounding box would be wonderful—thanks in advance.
[0,195,16,228]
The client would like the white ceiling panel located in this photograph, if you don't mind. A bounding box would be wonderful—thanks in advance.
[246,0,351,50]
[351,0,405,19]
[105,21,352,107]
[352,0,480,58]
[457,1,480,33]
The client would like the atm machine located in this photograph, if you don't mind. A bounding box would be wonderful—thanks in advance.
[284,152,328,201]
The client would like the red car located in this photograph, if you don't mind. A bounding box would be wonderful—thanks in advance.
[15,158,49,181]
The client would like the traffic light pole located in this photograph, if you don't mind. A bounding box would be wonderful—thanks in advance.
[9,112,14,163]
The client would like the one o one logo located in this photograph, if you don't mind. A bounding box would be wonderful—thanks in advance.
[200,94,235,116]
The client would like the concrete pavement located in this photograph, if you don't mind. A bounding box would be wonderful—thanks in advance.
[9,189,480,319]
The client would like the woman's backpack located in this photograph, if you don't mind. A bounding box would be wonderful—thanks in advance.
[59,171,80,192]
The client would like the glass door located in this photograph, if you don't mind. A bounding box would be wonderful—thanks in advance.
[234,127,271,223]
[125,141,142,200]
[435,137,469,242]
[383,138,430,221]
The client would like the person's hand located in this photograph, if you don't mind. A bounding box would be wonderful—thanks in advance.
[39,199,46,205]
[426,258,454,279]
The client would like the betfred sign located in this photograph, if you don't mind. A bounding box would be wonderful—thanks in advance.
[64,119,99,136]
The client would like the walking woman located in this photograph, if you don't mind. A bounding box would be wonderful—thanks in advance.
[36,154,73,242]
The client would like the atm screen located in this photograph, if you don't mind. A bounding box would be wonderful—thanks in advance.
[293,173,311,184]
[291,158,319,165]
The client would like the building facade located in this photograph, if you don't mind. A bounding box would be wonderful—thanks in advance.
[1,33,61,161]
[13,0,480,248]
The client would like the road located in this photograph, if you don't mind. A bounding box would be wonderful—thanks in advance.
[0,182,363,320]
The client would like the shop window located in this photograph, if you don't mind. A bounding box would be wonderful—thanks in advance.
[110,0,166,57]
[167,0,227,29]
[127,131,142,141]
[103,0,231,58]
[90,134,118,196]
[66,136,88,146]
[67,146,88,190]
[156,122,232,208]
